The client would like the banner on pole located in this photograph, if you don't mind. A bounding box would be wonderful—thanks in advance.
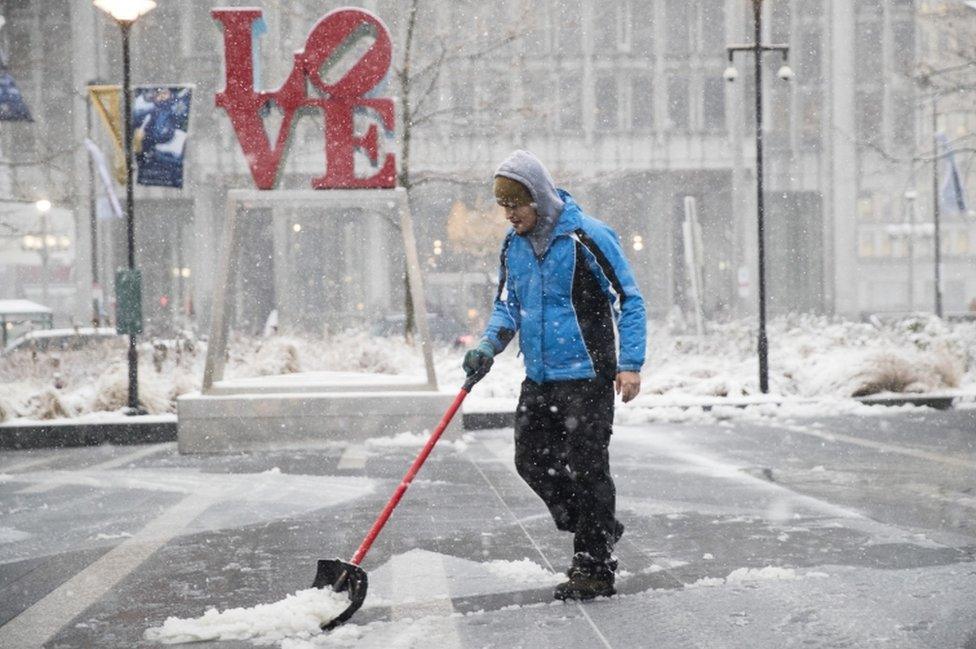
[0,68,31,121]
[936,133,970,217]
[132,85,193,189]
[88,85,126,184]
[83,138,124,220]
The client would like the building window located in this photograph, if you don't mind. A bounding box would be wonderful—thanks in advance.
[799,89,823,146]
[559,74,583,132]
[799,28,823,83]
[451,72,474,125]
[700,0,725,55]
[668,75,690,131]
[855,0,885,15]
[857,196,877,222]
[855,19,883,85]
[632,0,655,58]
[595,76,619,131]
[483,77,510,128]
[595,3,624,54]
[954,229,971,256]
[520,0,550,54]
[891,20,915,77]
[557,0,582,58]
[524,69,553,131]
[858,230,875,257]
[892,235,908,258]
[631,74,654,130]
[769,85,791,147]
[878,233,893,257]
[891,90,914,148]
[798,0,822,17]
[770,2,791,43]
[857,90,884,144]
[665,2,690,59]
[702,77,726,133]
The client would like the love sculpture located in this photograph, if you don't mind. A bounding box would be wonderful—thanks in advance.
[211,7,396,189]
[199,8,437,398]
[191,8,442,455]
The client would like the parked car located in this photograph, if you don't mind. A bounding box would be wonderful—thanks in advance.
[370,313,474,348]
[2,327,123,356]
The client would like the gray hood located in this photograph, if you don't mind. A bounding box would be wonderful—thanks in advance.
[494,150,565,257]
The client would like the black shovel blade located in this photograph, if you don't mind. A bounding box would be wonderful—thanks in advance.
[312,558,369,630]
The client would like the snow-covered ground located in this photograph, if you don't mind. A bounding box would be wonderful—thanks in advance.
[1,314,973,425]
[2,407,974,648]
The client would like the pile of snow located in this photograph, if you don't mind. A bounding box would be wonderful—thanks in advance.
[144,587,352,645]
[228,335,301,376]
[1,314,972,425]
[90,365,173,414]
[484,558,562,585]
[642,314,972,400]
[0,334,201,422]
[364,431,472,453]
[226,330,423,378]
[688,566,828,588]
[144,552,561,646]
[447,313,975,406]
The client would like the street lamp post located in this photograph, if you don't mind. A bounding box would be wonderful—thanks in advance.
[86,77,107,327]
[94,0,156,414]
[931,98,943,318]
[904,189,918,312]
[724,0,792,394]
[35,199,51,305]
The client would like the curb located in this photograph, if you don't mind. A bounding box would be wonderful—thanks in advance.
[0,420,177,451]
[854,395,954,410]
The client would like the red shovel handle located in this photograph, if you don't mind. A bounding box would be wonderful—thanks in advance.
[348,362,490,566]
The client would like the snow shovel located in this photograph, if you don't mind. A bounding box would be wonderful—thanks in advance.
[312,360,493,629]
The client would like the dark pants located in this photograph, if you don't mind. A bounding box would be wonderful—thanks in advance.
[514,377,617,563]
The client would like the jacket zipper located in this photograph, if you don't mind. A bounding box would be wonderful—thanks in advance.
[535,234,563,380]
[536,251,544,377]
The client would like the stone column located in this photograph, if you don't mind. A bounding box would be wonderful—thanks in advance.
[826,0,858,316]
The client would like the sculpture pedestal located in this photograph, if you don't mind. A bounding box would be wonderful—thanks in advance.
[177,371,457,453]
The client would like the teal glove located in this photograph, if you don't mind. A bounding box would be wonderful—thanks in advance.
[462,339,495,377]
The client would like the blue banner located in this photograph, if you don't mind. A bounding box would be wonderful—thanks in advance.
[0,69,32,122]
[936,132,969,216]
[132,86,192,188]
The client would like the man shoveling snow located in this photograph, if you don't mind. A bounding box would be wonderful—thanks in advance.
[463,150,647,600]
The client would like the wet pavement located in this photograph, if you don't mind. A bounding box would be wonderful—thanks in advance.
[0,407,974,648]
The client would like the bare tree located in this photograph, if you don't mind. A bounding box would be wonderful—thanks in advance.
[390,0,528,339]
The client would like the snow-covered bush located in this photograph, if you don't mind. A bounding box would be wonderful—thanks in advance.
[23,388,73,420]
[0,395,13,422]
[0,314,972,424]
[92,365,173,414]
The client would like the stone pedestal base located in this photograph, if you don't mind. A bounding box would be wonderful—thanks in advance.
[177,372,457,453]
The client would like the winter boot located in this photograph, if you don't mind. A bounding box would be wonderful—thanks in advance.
[565,521,624,576]
[554,553,616,601]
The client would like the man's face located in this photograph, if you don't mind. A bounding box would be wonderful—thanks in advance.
[500,203,538,235]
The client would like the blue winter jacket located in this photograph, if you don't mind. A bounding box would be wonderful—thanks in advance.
[483,191,646,383]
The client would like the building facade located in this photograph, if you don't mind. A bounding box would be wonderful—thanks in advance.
[0,0,973,336]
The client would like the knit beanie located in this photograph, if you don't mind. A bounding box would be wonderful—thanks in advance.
[493,176,534,207]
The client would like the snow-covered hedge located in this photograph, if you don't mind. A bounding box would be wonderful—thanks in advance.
[0,314,972,424]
